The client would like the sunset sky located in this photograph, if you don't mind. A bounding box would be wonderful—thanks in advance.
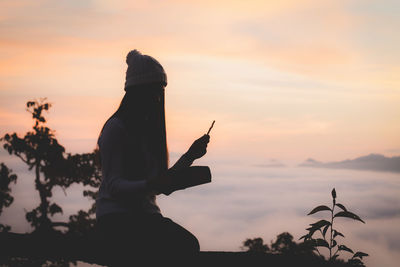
[1,1,400,266]
[1,0,399,165]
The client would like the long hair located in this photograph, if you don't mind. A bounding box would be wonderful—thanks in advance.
[97,82,169,172]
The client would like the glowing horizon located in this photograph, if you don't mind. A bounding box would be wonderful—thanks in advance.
[1,2,400,267]
[0,0,399,162]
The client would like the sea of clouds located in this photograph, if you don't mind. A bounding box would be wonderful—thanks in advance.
[1,151,399,267]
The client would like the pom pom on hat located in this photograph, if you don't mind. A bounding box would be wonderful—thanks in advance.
[124,49,167,90]
[126,49,142,65]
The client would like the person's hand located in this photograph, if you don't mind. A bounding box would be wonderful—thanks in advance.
[185,134,210,161]
[147,169,175,195]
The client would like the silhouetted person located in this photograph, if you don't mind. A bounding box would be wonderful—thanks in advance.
[95,50,210,266]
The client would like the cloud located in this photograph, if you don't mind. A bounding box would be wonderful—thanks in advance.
[0,0,360,79]
[1,154,399,266]
[299,153,400,173]
[1,0,399,164]
[356,224,400,251]
[386,148,400,154]
[254,159,286,168]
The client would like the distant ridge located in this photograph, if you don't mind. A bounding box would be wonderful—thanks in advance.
[299,153,400,173]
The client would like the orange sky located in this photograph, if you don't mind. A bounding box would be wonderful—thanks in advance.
[1,3,400,266]
[1,0,399,163]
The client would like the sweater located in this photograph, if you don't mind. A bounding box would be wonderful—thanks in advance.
[95,117,194,219]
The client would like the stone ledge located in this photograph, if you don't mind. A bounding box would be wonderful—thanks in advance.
[0,232,347,266]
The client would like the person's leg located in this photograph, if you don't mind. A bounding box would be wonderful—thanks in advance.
[140,214,200,265]
[97,213,200,265]
[160,217,200,253]
[96,213,145,266]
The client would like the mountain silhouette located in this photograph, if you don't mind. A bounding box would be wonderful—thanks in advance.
[299,153,400,173]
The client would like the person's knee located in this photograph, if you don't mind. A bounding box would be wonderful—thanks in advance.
[154,216,200,253]
[190,233,200,252]
[177,229,200,253]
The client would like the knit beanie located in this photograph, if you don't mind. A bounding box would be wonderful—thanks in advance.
[124,49,167,90]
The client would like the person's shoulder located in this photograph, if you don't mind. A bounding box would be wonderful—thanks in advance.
[99,117,127,144]
[105,117,125,130]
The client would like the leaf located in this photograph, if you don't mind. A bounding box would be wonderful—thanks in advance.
[306,227,318,238]
[331,239,337,248]
[348,258,364,266]
[49,203,63,215]
[314,238,329,248]
[332,254,339,261]
[299,234,309,240]
[306,220,331,238]
[334,211,365,223]
[338,245,354,253]
[333,230,345,238]
[308,205,332,215]
[310,219,331,228]
[335,203,348,212]
[331,188,337,199]
[26,101,35,107]
[322,224,330,238]
[353,252,369,259]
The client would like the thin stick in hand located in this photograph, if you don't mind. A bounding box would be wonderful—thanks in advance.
[207,120,215,135]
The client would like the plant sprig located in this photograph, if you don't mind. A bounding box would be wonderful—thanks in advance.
[300,188,368,266]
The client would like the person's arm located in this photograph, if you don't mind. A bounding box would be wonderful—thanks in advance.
[170,134,210,171]
[100,119,149,199]
[170,153,194,170]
